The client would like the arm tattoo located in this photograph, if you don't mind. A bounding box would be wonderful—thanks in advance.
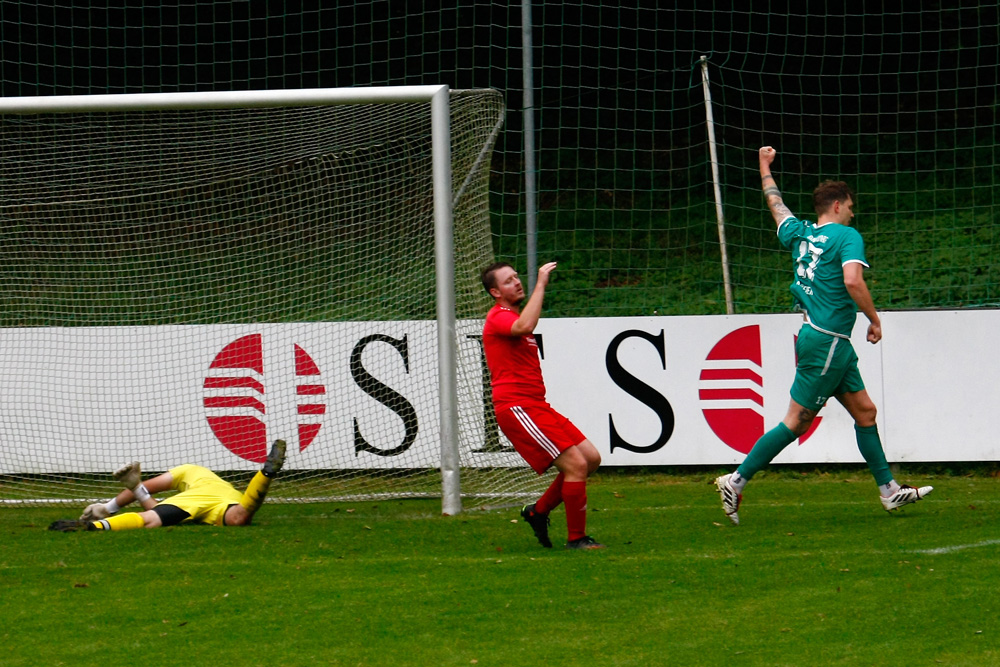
[772,201,794,220]
[761,171,793,221]
[762,182,793,221]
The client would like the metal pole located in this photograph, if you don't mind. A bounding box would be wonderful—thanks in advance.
[700,55,735,315]
[431,86,462,516]
[522,0,538,293]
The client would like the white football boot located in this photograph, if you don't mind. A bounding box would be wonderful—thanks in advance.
[715,473,742,525]
[881,484,934,511]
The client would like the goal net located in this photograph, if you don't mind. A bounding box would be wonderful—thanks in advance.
[0,87,546,511]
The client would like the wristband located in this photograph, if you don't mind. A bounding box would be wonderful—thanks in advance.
[134,484,151,503]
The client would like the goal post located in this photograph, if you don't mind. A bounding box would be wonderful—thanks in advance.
[0,86,543,514]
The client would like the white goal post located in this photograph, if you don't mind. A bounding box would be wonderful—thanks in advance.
[0,86,542,514]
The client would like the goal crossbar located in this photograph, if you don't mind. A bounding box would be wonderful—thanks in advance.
[0,86,450,114]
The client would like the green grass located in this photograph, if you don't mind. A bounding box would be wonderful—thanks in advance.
[1,470,997,666]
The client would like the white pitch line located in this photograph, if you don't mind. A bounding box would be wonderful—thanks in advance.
[910,539,1000,555]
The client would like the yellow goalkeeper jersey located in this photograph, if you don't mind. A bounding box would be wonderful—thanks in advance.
[159,464,244,526]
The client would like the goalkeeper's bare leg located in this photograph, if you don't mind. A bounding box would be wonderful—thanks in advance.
[53,464,177,532]
[79,462,151,521]
[94,463,178,529]
[113,461,159,511]
[225,439,287,526]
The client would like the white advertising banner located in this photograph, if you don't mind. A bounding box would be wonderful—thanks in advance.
[536,310,999,465]
[0,310,996,473]
[537,313,880,466]
[878,310,1000,462]
[0,323,453,474]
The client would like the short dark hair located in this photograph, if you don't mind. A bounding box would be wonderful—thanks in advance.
[481,262,513,295]
[813,180,855,215]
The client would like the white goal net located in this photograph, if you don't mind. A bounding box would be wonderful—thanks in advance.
[0,87,546,512]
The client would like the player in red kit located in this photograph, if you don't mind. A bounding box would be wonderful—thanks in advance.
[481,261,604,550]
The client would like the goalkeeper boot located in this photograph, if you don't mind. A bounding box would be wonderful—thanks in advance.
[48,519,94,532]
[520,504,553,548]
[715,473,742,525]
[565,535,605,550]
[113,461,142,490]
[262,439,287,478]
[881,484,934,512]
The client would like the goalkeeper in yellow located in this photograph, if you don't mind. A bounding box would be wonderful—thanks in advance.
[48,439,286,532]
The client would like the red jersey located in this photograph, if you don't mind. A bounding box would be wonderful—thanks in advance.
[482,304,546,409]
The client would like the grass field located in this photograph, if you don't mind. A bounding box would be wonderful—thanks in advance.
[1,469,997,666]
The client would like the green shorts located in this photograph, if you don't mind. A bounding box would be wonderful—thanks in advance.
[789,324,866,411]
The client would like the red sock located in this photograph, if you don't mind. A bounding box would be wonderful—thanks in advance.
[562,480,588,541]
[535,472,564,515]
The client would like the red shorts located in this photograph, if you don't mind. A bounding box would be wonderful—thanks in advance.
[495,403,587,474]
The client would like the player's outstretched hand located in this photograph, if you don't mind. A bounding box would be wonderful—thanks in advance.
[536,261,558,287]
[80,502,111,521]
[759,146,776,164]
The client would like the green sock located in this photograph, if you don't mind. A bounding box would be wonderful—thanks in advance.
[737,423,796,479]
[855,424,892,486]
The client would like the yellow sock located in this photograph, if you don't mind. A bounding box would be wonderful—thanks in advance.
[92,512,146,531]
[239,471,273,514]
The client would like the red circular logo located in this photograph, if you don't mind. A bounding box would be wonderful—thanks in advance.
[204,334,325,462]
[700,325,820,453]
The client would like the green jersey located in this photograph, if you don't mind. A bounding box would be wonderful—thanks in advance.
[776,215,868,338]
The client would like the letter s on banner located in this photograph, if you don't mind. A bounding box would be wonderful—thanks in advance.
[606,329,674,454]
[350,333,419,457]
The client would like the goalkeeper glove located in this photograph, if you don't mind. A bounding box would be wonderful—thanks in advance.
[80,502,112,521]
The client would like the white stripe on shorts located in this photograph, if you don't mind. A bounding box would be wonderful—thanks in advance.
[821,336,838,376]
[510,405,561,459]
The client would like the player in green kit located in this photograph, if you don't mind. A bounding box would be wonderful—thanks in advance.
[714,146,933,525]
